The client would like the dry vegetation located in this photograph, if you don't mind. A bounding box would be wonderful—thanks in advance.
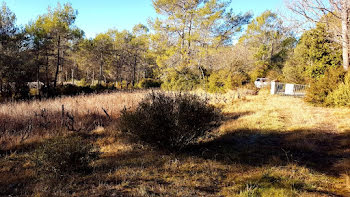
[0,89,349,196]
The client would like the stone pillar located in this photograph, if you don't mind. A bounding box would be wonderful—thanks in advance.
[285,84,295,95]
[270,81,276,95]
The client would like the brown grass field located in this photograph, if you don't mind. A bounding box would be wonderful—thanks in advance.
[0,89,349,196]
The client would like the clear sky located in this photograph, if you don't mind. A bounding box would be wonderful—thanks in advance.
[2,0,284,38]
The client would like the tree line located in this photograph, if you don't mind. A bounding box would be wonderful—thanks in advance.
[0,0,349,105]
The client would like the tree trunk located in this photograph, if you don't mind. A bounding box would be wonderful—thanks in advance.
[54,35,61,88]
[341,2,349,71]
[99,52,103,85]
[92,70,95,85]
[45,49,49,88]
[72,69,74,84]
[36,46,40,96]
[132,55,137,87]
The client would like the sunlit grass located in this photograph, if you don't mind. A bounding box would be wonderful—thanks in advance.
[0,89,349,196]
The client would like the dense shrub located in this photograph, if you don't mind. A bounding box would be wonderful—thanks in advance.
[249,63,269,82]
[80,86,94,94]
[225,72,249,89]
[326,74,350,106]
[138,78,162,89]
[76,78,89,87]
[207,70,249,93]
[161,69,201,91]
[305,67,346,105]
[119,93,220,150]
[208,71,226,93]
[208,69,249,93]
[33,136,98,179]
[59,84,82,95]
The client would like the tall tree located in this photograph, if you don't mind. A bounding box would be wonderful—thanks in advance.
[26,15,54,89]
[283,23,342,83]
[40,3,82,87]
[151,0,251,84]
[287,0,350,71]
[239,11,296,80]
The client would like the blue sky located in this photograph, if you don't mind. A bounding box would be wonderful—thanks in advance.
[2,0,284,38]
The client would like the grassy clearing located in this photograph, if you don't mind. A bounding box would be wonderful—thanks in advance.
[0,89,349,196]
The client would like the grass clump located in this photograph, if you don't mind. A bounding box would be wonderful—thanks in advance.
[33,136,99,179]
[120,92,220,150]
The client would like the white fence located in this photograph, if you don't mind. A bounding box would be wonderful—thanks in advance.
[270,82,308,96]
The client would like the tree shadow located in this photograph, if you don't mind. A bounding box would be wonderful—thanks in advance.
[185,128,350,176]
[221,111,253,121]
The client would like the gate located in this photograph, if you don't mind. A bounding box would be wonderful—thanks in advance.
[271,82,308,96]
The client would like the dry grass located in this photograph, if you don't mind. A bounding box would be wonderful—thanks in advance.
[0,90,146,151]
[0,89,349,196]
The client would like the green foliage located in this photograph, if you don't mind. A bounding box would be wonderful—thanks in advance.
[326,74,350,107]
[282,57,306,84]
[305,67,346,105]
[161,69,200,91]
[240,10,296,78]
[76,78,89,87]
[208,71,226,93]
[225,72,249,89]
[152,0,251,88]
[120,93,220,150]
[138,78,162,89]
[33,136,98,179]
[208,70,249,93]
[283,23,342,83]
[249,63,269,82]
[266,69,283,81]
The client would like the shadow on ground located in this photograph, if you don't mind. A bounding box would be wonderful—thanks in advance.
[185,128,350,176]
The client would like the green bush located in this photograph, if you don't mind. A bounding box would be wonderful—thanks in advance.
[208,71,226,93]
[224,72,249,89]
[305,66,346,105]
[207,70,249,93]
[326,74,350,106]
[33,136,98,179]
[249,63,269,82]
[119,93,220,150]
[138,78,162,89]
[76,78,89,87]
[161,69,200,91]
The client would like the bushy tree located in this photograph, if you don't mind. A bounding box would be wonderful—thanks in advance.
[283,23,342,83]
[151,0,251,90]
[0,3,33,99]
[239,10,296,81]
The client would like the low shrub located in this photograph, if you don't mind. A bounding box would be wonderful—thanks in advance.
[138,78,162,89]
[305,66,346,105]
[58,84,81,96]
[33,136,99,179]
[326,73,350,106]
[249,63,269,82]
[208,71,226,93]
[90,84,109,92]
[161,69,201,91]
[225,72,249,89]
[119,92,220,150]
[12,84,30,100]
[80,86,94,94]
[207,70,249,93]
[76,78,89,87]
